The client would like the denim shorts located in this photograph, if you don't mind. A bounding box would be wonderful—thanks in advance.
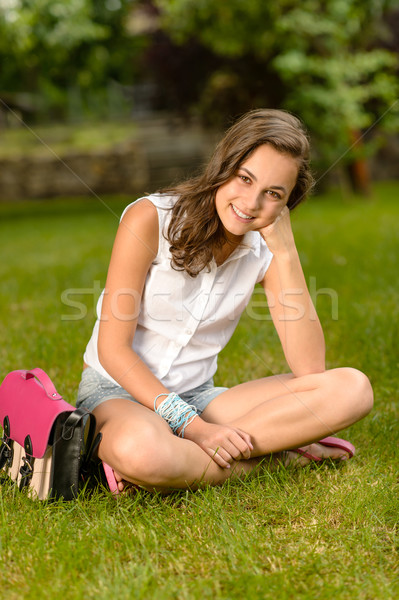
[76,366,229,416]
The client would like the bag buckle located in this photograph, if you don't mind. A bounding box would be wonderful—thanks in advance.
[0,416,14,470]
[19,435,35,491]
[0,439,14,470]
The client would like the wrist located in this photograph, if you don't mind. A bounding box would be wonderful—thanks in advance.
[271,245,300,264]
[154,392,198,438]
[181,415,206,440]
[270,237,298,255]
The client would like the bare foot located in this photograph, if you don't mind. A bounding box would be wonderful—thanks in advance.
[112,470,139,494]
[284,443,352,467]
[113,470,124,492]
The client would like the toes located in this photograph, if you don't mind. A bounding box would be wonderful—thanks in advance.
[284,450,311,467]
[113,470,123,483]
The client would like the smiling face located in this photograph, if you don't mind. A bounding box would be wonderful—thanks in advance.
[215,144,299,242]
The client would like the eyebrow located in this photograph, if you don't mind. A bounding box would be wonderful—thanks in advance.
[240,167,287,195]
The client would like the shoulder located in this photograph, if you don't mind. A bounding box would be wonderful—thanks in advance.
[121,197,158,225]
[115,198,159,262]
[122,193,177,217]
[123,193,177,228]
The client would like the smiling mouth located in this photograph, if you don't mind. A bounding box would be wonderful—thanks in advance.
[231,204,255,221]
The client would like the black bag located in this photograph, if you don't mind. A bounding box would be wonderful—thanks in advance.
[0,368,117,500]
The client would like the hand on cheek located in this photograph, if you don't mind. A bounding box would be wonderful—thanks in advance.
[257,206,296,256]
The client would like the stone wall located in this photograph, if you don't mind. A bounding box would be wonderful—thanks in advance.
[0,144,146,199]
[0,119,218,201]
[0,118,397,201]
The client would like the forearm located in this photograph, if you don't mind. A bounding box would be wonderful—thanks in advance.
[99,343,253,469]
[98,344,169,409]
[268,250,325,375]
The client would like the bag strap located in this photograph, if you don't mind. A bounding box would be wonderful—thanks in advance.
[22,368,63,400]
[61,408,102,473]
[62,408,95,441]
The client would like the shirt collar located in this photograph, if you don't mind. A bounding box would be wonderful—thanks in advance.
[222,231,262,265]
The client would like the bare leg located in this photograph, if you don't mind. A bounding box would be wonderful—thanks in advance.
[201,367,373,458]
[93,399,262,492]
[93,367,372,491]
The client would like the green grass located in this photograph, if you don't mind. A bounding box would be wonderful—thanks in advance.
[0,183,398,599]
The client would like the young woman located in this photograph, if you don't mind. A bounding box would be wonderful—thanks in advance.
[77,109,373,492]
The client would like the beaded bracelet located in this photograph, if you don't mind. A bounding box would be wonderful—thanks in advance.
[154,392,198,438]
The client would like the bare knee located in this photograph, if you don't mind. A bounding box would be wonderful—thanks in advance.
[108,422,177,487]
[330,367,374,421]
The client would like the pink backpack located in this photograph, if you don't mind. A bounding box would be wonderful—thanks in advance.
[0,368,118,500]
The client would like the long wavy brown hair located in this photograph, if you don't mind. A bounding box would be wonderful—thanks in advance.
[162,109,314,277]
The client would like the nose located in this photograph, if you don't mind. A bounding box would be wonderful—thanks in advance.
[245,187,260,211]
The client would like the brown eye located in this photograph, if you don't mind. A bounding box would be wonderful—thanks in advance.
[239,175,251,183]
[266,190,281,200]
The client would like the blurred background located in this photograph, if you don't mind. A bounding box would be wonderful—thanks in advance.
[0,0,398,201]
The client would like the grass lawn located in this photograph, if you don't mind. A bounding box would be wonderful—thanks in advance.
[0,182,398,599]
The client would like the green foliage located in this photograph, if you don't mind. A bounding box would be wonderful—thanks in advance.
[271,2,399,165]
[0,0,146,120]
[154,0,399,169]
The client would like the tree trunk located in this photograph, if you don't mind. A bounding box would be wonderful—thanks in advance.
[347,129,371,195]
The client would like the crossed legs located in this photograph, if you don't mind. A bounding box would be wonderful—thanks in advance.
[93,367,373,491]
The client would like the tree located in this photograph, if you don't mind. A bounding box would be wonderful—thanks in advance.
[0,0,146,121]
[153,0,399,191]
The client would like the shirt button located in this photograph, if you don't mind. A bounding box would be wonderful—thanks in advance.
[186,329,192,335]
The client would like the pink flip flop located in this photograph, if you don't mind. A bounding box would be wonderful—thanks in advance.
[102,461,120,495]
[101,462,139,496]
[291,436,355,462]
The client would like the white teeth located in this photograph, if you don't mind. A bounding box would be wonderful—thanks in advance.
[231,204,254,220]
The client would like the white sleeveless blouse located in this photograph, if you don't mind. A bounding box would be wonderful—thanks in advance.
[83,194,273,393]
